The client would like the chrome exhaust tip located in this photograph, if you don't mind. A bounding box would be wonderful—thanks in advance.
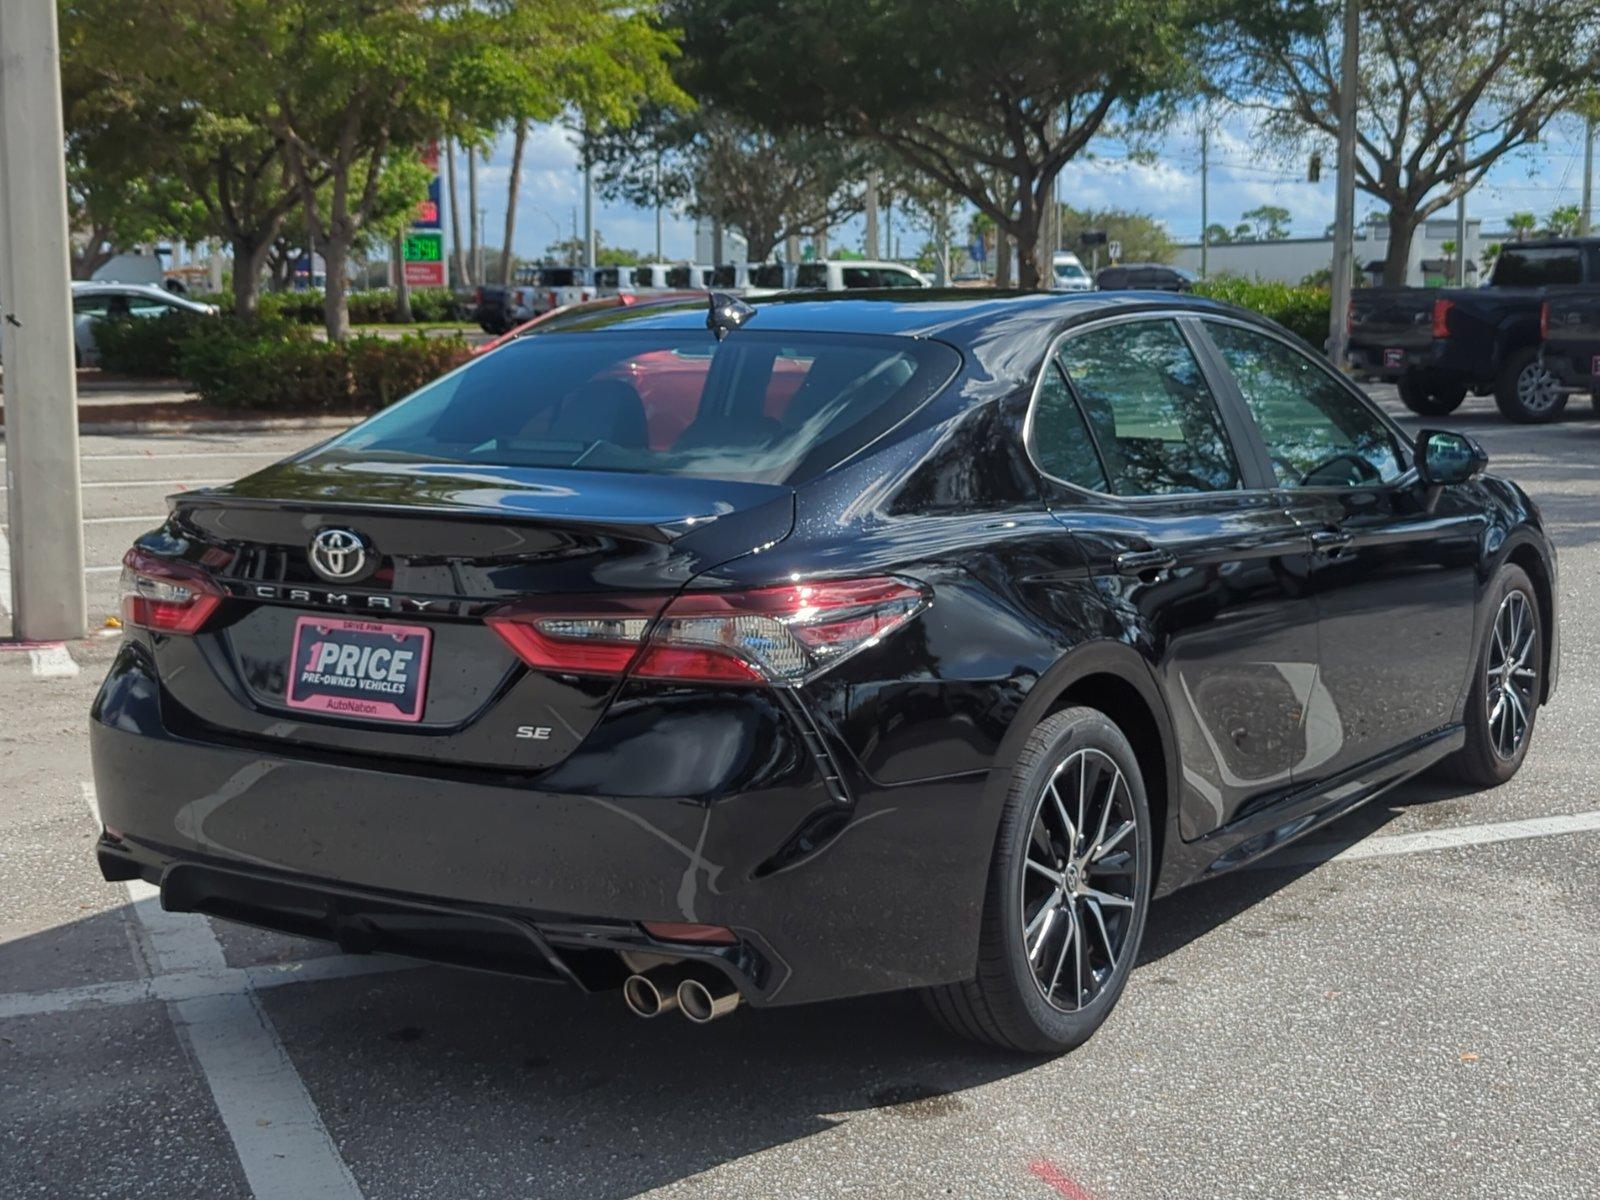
[622,969,680,1018]
[676,974,741,1024]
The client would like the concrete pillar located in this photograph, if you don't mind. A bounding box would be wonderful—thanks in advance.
[0,0,87,640]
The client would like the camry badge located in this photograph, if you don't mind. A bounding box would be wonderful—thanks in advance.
[308,528,370,582]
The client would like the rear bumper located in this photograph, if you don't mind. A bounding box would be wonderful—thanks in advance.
[89,645,993,1007]
[1348,343,1431,379]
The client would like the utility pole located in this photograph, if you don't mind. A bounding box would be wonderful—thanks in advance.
[1326,0,1360,369]
[864,176,880,259]
[0,0,87,641]
[466,144,479,286]
[1200,124,1210,279]
[1454,148,1468,287]
[582,133,596,273]
[1581,114,1595,237]
[653,151,663,262]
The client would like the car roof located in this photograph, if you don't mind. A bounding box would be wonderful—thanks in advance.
[71,281,177,294]
[529,288,1246,346]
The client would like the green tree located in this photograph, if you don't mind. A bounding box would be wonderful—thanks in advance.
[1506,212,1538,241]
[1545,204,1581,236]
[1204,222,1237,245]
[1240,204,1292,240]
[1058,205,1176,262]
[672,0,1237,288]
[1228,0,1600,284]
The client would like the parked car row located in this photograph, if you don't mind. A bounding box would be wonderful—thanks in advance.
[1346,236,1600,423]
[472,259,934,333]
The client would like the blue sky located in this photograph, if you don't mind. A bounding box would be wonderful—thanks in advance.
[453,109,1596,262]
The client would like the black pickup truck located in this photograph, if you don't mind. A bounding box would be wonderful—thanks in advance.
[1540,287,1600,415]
[1348,237,1600,422]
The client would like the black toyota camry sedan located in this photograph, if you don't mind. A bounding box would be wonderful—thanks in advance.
[91,290,1559,1052]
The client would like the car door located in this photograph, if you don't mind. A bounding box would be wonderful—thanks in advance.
[1030,315,1318,838]
[1198,318,1480,785]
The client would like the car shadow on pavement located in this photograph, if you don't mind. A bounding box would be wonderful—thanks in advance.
[1138,773,1484,966]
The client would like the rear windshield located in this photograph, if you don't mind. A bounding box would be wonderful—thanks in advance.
[1492,247,1582,286]
[308,330,960,486]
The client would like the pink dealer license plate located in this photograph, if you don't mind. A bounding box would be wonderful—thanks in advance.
[285,616,432,723]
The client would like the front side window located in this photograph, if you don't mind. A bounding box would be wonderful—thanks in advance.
[1054,319,1241,496]
[875,268,923,289]
[1206,322,1402,488]
[308,330,958,487]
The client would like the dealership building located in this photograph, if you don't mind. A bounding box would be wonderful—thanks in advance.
[1172,216,1494,287]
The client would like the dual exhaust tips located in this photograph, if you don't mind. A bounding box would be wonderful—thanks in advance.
[622,963,741,1024]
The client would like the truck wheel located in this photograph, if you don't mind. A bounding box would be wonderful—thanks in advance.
[1397,373,1466,416]
[1493,348,1567,423]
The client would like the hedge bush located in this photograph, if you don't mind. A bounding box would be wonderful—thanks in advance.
[182,330,469,411]
[91,310,468,410]
[253,287,463,325]
[1190,277,1330,347]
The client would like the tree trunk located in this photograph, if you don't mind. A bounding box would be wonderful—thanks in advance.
[1014,206,1044,291]
[501,119,529,285]
[1383,208,1417,286]
[995,230,1012,288]
[446,137,468,287]
[864,176,879,258]
[392,233,413,324]
[231,235,271,318]
[322,237,351,342]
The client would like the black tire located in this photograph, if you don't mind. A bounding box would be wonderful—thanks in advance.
[1438,565,1543,787]
[921,707,1153,1053]
[1589,387,1600,417]
[1397,373,1466,416]
[1493,348,1568,423]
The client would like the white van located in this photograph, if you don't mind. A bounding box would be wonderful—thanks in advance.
[791,260,931,292]
[1050,251,1093,292]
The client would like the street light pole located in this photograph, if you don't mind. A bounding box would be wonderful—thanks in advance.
[0,0,86,641]
[1326,0,1360,369]
[1200,123,1210,280]
[1581,114,1595,237]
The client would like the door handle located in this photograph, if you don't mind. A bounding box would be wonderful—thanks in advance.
[1115,548,1178,578]
[1309,528,1355,556]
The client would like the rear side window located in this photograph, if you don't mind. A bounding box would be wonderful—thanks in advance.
[1031,362,1109,492]
[1491,247,1582,286]
[750,264,785,288]
[665,266,692,288]
[1054,319,1241,496]
[795,264,827,289]
[708,266,738,287]
[310,331,959,486]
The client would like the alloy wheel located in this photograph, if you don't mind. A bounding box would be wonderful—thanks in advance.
[1019,748,1138,1012]
[1486,590,1538,760]
[1516,362,1563,414]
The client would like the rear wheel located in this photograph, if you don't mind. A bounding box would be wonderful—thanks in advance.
[1439,565,1542,787]
[1493,348,1567,423]
[1397,372,1466,416]
[922,707,1152,1053]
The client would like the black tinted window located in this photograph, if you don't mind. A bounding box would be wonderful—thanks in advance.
[795,264,827,288]
[709,266,738,287]
[1031,362,1109,492]
[541,268,579,287]
[665,266,692,288]
[311,331,959,486]
[750,264,785,288]
[1207,322,1401,488]
[1492,247,1582,286]
[1056,320,1241,496]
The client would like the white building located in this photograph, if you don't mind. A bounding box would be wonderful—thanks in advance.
[693,219,749,264]
[1172,216,1488,287]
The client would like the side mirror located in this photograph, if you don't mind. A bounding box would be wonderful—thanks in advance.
[1415,428,1487,486]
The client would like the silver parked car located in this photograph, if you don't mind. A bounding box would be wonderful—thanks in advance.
[71,282,218,366]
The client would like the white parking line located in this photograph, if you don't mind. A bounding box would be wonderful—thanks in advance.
[0,478,233,490]
[0,527,10,618]
[27,643,78,678]
[83,515,167,525]
[1253,809,1600,870]
[81,784,365,1200]
[0,450,286,463]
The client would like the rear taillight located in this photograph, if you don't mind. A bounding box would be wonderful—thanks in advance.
[1540,301,1550,341]
[119,549,224,633]
[1431,297,1454,338]
[486,576,928,686]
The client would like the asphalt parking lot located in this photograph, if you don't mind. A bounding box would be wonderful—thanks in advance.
[1,389,1597,1200]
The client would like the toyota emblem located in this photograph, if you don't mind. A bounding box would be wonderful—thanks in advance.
[308,528,370,582]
